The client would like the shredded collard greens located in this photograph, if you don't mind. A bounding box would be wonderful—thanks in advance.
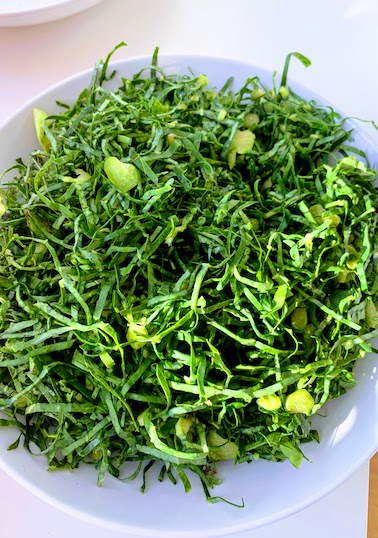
[0,44,377,504]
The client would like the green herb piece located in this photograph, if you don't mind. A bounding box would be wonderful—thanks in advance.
[104,156,140,193]
[228,129,256,168]
[257,394,282,411]
[285,389,315,415]
[33,108,51,152]
[207,430,239,461]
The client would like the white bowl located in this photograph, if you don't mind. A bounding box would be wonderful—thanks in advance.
[0,0,104,27]
[0,55,377,538]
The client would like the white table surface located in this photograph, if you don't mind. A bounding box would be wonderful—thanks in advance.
[0,1,377,536]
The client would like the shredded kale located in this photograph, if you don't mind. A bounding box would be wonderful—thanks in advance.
[0,44,377,503]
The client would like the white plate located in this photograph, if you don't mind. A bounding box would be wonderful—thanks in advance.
[0,55,377,537]
[0,0,104,26]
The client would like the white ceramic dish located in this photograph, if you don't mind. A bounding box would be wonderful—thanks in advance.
[0,55,377,538]
[0,0,104,27]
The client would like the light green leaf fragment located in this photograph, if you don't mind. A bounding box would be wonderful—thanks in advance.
[366,298,378,329]
[338,156,367,172]
[104,156,140,193]
[99,351,115,368]
[279,86,289,99]
[207,430,238,461]
[126,322,149,349]
[151,97,169,114]
[62,169,91,184]
[196,75,209,88]
[272,284,288,310]
[228,129,255,168]
[244,112,259,128]
[33,108,51,152]
[175,415,195,441]
[291,307,308,330]
[165,210,195,247]
[279,440,303,469]
[143,414,206,463]
[285,389,314,415]
[230,129,255,154]
[0,197,7,218]
[257,394,282,411]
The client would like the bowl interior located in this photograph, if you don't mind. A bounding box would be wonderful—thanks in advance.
[0,55,377,538]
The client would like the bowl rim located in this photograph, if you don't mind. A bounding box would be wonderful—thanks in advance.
[0,0,104,27]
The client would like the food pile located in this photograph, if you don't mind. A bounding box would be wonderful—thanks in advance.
[0,45,377,502]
